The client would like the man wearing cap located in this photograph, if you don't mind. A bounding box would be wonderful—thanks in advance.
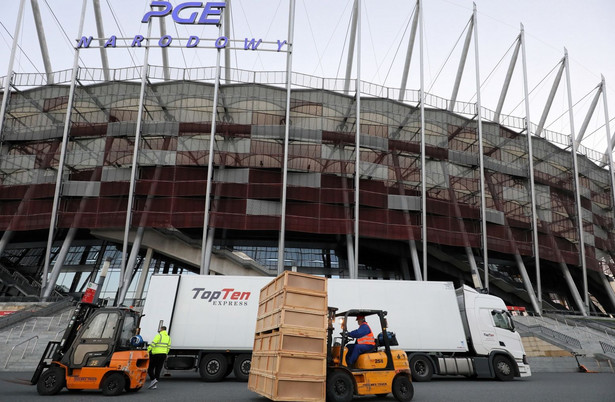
[345,315,376,367]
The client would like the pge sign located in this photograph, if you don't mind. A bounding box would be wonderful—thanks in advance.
[142,1,226,25]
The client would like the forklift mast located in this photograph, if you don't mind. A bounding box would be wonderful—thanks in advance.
[53,303,99,361]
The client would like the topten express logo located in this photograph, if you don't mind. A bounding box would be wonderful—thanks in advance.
[77,1,288,51]
[191,287,251,306]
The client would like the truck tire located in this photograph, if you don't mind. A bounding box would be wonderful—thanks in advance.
[409,355,433,382]
[326,370,354,402]
[233,354,251,382]
[101,372,126,396]
[493,355,514,381]
[392,375,414,401]
[36,366,65,395]
[199,353,228,382]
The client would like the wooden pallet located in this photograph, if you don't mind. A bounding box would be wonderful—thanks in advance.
[258,287,327,316]
[248,370,326,402]
[253,327,327,355]
[255,306,327,334]
[251,351,326,377]
[260,271,327,300]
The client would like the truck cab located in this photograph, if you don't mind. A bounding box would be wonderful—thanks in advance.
[457,286,531,380]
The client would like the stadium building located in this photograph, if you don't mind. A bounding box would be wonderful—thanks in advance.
[0,0,614,316]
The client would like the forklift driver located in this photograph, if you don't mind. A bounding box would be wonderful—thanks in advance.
[345,315,376,367]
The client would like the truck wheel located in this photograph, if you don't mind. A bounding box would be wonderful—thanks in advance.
[199,353,228,382]
[409,355,433,382]
[326,370,354,402]
[392,375,414,402]
[101,372,126,396]
[233,354,251,382]
[493,355,514,381]
[36,366,65,395]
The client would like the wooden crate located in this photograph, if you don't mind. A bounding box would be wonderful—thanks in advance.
[255,307,327,334]
[253,328,327,355]
[258,288,327,316]
[251,351,326,377]
[260,271,327,300]
[248,370,326,402]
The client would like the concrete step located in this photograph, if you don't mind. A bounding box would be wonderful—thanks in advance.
[528,356,615,373]
[0,309,73,372]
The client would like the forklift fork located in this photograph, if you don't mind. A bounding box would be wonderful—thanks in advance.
[31,341,61,385]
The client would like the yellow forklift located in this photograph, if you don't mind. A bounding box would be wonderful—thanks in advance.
[326,308,414,402]
[31,302,149,396]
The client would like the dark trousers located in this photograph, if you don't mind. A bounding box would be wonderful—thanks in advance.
[148,353,167,381]
[346,343,374,366]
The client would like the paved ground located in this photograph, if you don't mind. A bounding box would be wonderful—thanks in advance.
[1,371,612,401]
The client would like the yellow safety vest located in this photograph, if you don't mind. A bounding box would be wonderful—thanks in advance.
[148,330,171,355]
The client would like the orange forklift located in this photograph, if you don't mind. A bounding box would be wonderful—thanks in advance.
[31,302,149,396]
[326,308,414,402]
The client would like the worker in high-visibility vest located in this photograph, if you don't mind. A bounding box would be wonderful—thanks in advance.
[344,315,376,367]
[147,325,171,390]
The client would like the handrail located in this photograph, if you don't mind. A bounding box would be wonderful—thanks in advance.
[4,335,39,369]
[5,327,16,344]
[54,328,65,341]
[538,314,615,347]
[514,318,582,350]
[600,341,615,355]
[19,318,37,337]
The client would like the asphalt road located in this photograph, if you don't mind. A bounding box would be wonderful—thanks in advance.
[1,371,613,402]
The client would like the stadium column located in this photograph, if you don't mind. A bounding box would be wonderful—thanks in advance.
[30,0,54,84]
[344,0,358,96]
[224,0,232,84]
[353,0,361,280]
[276,0,296,275]
[601,76,615,311]
[564,49,589,314]
[520,24,543,314]
[419,0,427,278]
[472,4,489,292]
[397,0,422,280]
[0,0,25,139]
[201,13,225,275]
[117,19,153,305]
[41,0,87,300]
[0,0,26,257]
[93,0,110,81]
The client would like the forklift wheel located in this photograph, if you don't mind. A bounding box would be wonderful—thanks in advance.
[392,375,414,401]
[101,372,126,396]
[326,371,354,402]
[36,367,65,395]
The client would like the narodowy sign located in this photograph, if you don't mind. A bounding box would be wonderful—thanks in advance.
[77,1,288,51]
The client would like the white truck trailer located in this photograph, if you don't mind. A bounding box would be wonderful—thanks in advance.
[140,274,531,382]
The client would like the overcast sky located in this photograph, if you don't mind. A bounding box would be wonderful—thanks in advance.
[1,0,614,154]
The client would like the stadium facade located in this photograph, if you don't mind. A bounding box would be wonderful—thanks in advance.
[0,0,614,316]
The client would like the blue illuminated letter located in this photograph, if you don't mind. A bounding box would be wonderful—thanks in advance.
[172,2,203,24]
[77,36,93,48]
[142,1,173,23]
[132,35,145,47]
[244,38,262,50]
[159,35,173,47]
[215,36,228,48]
[186,36,200,47]
[198,2,226,25]
[104,36,117,48]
